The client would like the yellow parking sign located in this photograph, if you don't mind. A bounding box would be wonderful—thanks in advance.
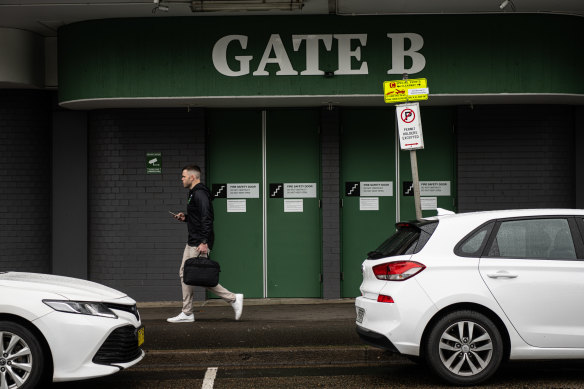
[383,78,429,103]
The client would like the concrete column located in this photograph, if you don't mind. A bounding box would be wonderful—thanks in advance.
[321,108,341,299]
[52,111,88,278]
[576,107,584,209]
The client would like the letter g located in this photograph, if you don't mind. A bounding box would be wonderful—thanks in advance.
[213,35,253,77]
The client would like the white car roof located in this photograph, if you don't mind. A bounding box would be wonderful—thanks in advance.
[417,209,584,254]
[425,209,584,225]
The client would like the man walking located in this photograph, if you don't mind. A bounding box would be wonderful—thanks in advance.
[167,165,243,323]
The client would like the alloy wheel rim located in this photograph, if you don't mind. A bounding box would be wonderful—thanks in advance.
[438,320,493,377]
[0,331,33,389]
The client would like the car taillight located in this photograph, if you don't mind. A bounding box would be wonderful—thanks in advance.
[372,261,426,281]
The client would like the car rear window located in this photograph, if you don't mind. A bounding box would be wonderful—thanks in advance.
[455,222,495,257]
[368,221,438,259]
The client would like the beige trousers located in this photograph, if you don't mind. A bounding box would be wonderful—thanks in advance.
[179,244,236,314]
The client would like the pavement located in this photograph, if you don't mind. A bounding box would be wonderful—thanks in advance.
[136,298,400,368]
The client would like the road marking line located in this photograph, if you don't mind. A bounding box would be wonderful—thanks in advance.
[202,367,218,389]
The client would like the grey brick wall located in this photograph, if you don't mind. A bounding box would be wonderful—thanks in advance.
[320,108,341,299]
[88,109,206,301]
[0,90,51,273]
[457,105,575,212]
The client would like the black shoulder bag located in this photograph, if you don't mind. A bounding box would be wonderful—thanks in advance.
[183,254,220,287]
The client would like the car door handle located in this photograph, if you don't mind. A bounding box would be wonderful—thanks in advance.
[487,271,519,279]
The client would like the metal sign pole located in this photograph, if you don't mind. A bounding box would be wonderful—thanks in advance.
[410,149,422,220]
[401,73,422,220]
[386,74,427,221]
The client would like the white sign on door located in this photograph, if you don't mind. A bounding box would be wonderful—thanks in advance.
[360,182,393,197]
[396,102,424,150]
[284,183,317,198]
[284,199,304,212]
[227,183,259,198]
[360,197,379,211]
[421,197,437,210]
[420,181,451,196]
[227,199,247,213]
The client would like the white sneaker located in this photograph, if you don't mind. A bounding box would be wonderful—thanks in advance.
[231,294,244,321]
[166,312,194,323]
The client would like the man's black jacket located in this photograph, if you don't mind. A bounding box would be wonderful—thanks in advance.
[185,183,215,248]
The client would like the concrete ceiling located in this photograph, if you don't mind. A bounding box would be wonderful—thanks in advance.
[0,0,583,37]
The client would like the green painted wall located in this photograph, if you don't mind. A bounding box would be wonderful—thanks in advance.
[59,14,584,103]
[340,108,397,297]
[207,110,264,298]
[207,109,322,298]
[266,110,321,298]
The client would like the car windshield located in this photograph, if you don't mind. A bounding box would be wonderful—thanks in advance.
[368,221,438,259]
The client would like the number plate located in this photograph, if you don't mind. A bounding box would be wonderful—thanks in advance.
[356,307,365,324]
[137,326,145,347]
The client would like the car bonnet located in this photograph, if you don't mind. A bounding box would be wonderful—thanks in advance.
[0,272,131,302]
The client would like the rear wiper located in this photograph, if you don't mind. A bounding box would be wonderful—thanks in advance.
[367,250,385,259]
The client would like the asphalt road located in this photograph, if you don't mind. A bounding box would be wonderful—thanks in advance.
[138,302,361,350]
[49,302,584,388]
[52,358,584,388]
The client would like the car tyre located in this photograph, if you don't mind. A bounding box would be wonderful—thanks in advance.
[425,310,503,386]
[0,321,45,389]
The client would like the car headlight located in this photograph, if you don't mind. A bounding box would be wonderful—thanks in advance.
[43,300,118,319]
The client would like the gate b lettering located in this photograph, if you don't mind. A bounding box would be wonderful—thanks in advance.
[212,33,426,77]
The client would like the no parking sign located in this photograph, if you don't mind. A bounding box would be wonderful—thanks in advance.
[396,102,424,150]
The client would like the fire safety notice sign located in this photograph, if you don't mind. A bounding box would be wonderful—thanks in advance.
[396,102,424,150]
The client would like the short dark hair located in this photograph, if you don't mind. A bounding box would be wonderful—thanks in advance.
[182,165,201,179]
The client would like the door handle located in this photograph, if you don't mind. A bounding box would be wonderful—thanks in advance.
[487,271,518,279]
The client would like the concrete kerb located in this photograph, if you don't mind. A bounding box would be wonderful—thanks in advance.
[140,345,402,369]
[137,298,356,309]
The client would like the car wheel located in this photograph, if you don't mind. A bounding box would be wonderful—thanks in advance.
[425,310,503,386]
[0,321,45,389]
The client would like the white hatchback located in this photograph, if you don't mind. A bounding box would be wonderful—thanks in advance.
[0,272,144,388]
[356,209,584,385]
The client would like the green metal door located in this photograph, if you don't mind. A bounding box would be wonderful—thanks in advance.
[399,107,457,220]
[340,109,397,298]
[266,109,321,298]
[207,110,264,298]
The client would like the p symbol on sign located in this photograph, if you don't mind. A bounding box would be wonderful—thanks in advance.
[401,109,415,123]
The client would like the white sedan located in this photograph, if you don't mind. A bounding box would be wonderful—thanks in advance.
[356,209,584,385]
[0,272,144,388]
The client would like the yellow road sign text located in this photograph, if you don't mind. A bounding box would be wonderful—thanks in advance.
[384,79,429,103]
